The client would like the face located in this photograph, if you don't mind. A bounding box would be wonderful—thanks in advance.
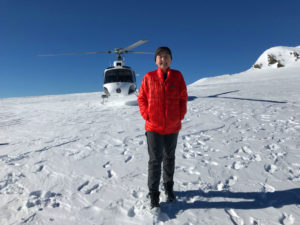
[155,51,172,72]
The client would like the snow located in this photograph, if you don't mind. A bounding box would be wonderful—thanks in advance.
[1,46,300,225]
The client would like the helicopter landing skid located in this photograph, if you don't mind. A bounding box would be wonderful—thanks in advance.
[101,94,109,104]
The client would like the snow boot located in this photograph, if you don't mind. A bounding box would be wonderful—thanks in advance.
[149,191,160,209]
[164,182,175,202]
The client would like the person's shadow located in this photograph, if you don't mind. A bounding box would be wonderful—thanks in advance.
[160,188,300,220]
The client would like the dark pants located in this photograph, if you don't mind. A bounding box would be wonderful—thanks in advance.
[146,131,179,193]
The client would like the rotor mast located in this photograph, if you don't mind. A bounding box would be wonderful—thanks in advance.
[113,40,149,60]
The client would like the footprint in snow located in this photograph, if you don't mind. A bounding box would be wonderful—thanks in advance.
[216,176,237,191]
[249,217,263,225]
[0,172,25,194]
[241,146,252,154]
[253,154,262,162]
[35,165,44,173]
[102,161,110,168]
[280,213,295,225]
[121,149,128,155]
[188,167,201,175]
[264,164,277,173]
[225,208,244,225]
[265,143,280,151]
[85,184,99,195]
[200,159,219,166]
[261,183,276,193]
[183,142,193,150]
[288,167,300,181]
[26,190,62,210]
[132,190,143,199]
[127,206,136,217]
[125,155,133,163]
[232,161,244,170]
[77,181,89,192]
[77,181,100,194]
[107,170,116,179]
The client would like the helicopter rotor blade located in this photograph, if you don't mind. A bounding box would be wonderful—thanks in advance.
[38,40,150,56]
[123,40,148,52]
[38,51,111,57]
[127,51,154,54]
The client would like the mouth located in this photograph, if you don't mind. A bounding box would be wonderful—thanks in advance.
[159,63,168,67]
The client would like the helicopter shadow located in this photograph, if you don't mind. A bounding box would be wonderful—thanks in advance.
[124,96,198,105]
[160,188,300,220]
[190,90,287,104]
[0,143,9,146]
[188,96,198,102]
[121,89,287,107]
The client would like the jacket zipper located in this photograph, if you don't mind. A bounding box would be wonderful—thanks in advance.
[163,81,166,130]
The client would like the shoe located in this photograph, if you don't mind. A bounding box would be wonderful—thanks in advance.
[149,191,160,209]
[164,182,175,202]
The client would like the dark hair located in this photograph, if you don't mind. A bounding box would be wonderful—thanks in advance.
[154,46,172,61]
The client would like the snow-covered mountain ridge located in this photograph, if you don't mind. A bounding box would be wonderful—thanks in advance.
[0,46,300,225]
[252,46,300,69]
[192,45,300,87]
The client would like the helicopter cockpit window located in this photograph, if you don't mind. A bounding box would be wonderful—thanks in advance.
[104,69,135,84]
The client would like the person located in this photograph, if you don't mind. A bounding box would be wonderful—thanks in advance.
[138,46,188,209]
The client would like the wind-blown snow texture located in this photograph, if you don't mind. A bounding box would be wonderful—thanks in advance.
[1,46,300,225]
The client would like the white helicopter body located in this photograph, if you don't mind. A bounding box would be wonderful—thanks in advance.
[103,59,136,97]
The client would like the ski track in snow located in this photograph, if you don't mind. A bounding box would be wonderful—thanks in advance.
[1,66,300,224]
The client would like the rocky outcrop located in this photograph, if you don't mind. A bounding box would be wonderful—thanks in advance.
[253,63,262,69]
[290,51,299,60]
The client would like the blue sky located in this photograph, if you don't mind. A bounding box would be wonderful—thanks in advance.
[1,0,300,98]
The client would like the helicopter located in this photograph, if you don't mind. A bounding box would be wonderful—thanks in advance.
[39,40,153,100]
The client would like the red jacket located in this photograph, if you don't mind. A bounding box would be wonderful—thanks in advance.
[138,67,188,134]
